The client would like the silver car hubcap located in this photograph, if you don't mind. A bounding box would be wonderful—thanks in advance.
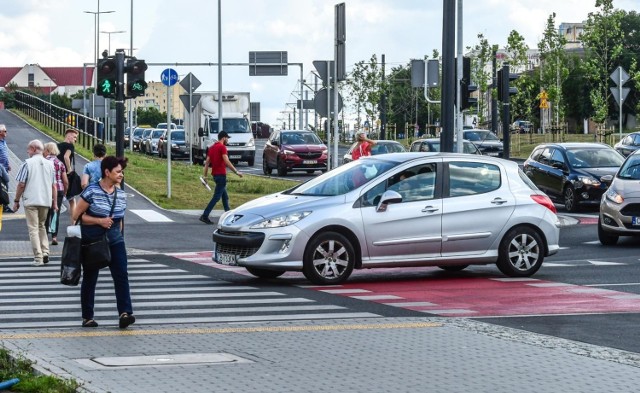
[508,233,540,271]
[312,239,349,279]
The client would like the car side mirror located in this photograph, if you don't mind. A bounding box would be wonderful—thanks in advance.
[376,190,403,212]
[197,128,205,137]
[551,162,565,170]
[600,174,614,185]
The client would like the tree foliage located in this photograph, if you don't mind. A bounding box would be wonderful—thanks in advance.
[468,34,493,125]
[537,13,570,123]
[136,106,167,127]
[345,54,383,129]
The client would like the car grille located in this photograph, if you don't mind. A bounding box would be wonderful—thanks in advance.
[620,204,640,216]
[216,243,260,258]
[228,142,246,147]
[213,230,264,258]
[297,152,322,159]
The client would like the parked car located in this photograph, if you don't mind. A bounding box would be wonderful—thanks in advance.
[343,140,407,164]
[409,138,481,155]
[143,129,165,155]
[158,130,189,159]
[130,127,147,151]
[156,122,178,130]
[138,128,154,154]
[523,142,625,212]
[212,153,560,285]
[613,132,640,157]
[462,129,503,156]
[598,149,640,245]
[262,130,328,176]
[512,120,532,133]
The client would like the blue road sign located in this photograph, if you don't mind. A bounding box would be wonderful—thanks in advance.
[161,68,179,87]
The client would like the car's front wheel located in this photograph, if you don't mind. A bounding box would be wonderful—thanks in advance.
[598,217,619,245]
[303,231,355,285]
[245,267,285,279]
[496,226,544,277]
[262,156,272,175]
[563,185,579,213]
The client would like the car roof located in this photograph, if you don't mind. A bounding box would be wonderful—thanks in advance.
[366,151,515,166]
[534,142,613,150]
[279,129,314,133]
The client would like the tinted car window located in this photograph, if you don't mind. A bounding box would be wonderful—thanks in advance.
[550,149,566,168]
[170,131,185,141]
[464,130,499,142]
[633,134,640,145]
[617,154,640,180]
[449,162,501,197]
[566,148,624,168]
[151,130,164,138]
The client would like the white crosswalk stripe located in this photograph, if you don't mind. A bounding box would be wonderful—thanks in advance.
[0,256,379,329]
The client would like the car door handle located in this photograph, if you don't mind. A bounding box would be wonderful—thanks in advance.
[491,198,508,205]
[421,206,440,213]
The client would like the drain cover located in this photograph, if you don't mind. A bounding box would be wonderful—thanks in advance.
[86,353,252,368]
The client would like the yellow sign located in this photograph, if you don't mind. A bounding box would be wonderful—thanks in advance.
[540,100,549,109]
[539,89,549,109]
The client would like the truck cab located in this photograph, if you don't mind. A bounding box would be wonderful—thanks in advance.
[207,116,255,166]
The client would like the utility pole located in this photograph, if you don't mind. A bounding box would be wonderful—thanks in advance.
[440,0,456,152]
[380,54,387,140]
[491,46,498,134]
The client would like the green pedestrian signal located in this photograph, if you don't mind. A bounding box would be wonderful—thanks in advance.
[96,58,117,98]
[126,58,148,98]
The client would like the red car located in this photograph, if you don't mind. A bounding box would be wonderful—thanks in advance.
[262,130,328,176]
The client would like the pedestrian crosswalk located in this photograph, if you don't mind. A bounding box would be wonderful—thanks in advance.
[0,256,379,329]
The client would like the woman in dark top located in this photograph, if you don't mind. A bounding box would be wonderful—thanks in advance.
[72,156,135,329]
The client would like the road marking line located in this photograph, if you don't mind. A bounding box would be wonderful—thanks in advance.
[129,209,173,222]
[587,260,626,266]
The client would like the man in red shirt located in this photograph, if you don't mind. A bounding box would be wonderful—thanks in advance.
[200,131,243,224]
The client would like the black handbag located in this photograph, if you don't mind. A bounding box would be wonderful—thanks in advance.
[60,235,82,286]
[0,182,9,205]
[81,188,117,271]
[66,171,82,198]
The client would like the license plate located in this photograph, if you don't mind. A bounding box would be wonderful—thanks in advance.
[229,155,241,159]
[486,152,499,156]
[303,160,317,164]
[216,251,238,266]
[633,217,640,226]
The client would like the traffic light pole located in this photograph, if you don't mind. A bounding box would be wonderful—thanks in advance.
[501,63,510,160]
[115,49,126,158]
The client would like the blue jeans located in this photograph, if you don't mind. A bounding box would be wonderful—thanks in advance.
[81,234,132,320]
[202,174,230,217]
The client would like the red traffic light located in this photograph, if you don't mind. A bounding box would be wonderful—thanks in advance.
[99,59,116,74]
[128,60,147,75]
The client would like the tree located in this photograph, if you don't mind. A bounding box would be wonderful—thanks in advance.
[345,54,383,132]
[580,0,624,125]
[136,106,166,127]
[467,34,493,125]
[537,13,570,126]
[503,30,535,124]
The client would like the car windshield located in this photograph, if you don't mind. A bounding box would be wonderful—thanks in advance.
[281,132,322,145]
[566,148,624,168]
[152,130,164,138]
[617,154,640,180]
[372,143,405,154]
[289,158,396,196]
[170,131,185,141]
[133,129,145,137]
[464,131,499,142]
[143,130,153,137]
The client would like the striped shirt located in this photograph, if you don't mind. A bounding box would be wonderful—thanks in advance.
[46,154,66,192]
[0,138,9,171]
[80,182,127,219]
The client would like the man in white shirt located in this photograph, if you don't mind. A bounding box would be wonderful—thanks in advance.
[13,140,58,266]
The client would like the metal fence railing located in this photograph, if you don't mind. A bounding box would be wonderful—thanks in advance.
[14,91,104,151]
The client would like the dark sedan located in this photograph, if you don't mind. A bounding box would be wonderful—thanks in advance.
[158,130,189,159]
[462,129,503,157]
[614,132,640,157]
[523,142,625,212]
[409,138,481,155]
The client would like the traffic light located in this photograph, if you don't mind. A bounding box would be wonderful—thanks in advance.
[496,66,519,101]
[126,58,148,98]
[96,57,117,98]
[460,57,478,110]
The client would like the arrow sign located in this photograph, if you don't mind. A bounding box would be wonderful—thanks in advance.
[610,87,630,107]
[610,66,630,86]
[179,94,201,113]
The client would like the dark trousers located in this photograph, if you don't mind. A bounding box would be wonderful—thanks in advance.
[45,192,64,237]
[81,241,133,320]
[203,174,230,217]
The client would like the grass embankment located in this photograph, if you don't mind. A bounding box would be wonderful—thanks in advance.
[0,348,79,392]
[15,110,298,210]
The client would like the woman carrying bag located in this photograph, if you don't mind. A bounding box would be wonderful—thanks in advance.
[72,156,135,329]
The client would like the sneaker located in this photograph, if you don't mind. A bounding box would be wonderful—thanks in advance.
[2,206,12,213]
[119,313,136,329]
[32,261,45,266]
[199,215,213,225]
[51,238,58,246]
[43,255,49,264]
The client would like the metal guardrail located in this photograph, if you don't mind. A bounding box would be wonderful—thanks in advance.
[14,91,104,150]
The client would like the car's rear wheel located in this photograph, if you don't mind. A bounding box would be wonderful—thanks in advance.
[496,226,544,277]
[262,156,272,175]
[277,158,287,176]
[245,267,285,279]
[438,265,468,272]
[598,217,619,245]
[563,185,579,213]
[303,231,355,285]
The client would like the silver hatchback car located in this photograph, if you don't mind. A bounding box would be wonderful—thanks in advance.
[598,149,640,245]
[212,153,560,285]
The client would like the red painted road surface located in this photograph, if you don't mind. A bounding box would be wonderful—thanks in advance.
[172,251,640,318]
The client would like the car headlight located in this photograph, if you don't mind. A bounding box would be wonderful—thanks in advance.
[283,149,295,155]
[605,188,624,204]
[247,138,255,147]
[171,143,178,148]
[322,149,328,155]
[250,211,312,229]
[577,176,600,186]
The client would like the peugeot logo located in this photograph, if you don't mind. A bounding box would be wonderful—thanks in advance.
[225,215,242,225]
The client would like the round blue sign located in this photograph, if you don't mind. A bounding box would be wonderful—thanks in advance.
[161,68,179,87]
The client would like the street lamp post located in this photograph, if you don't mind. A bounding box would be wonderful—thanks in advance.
[44,78,55,103]
[101,30,125,55]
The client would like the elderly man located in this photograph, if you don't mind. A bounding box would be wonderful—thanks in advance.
[13,140,58,266]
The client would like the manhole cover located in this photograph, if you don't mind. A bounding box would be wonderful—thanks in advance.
[80,353,253,369]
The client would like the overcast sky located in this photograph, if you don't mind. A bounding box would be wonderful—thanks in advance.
[0,0,637,127]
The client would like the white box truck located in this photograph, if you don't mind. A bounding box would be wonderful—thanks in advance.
[185,92,255,166]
